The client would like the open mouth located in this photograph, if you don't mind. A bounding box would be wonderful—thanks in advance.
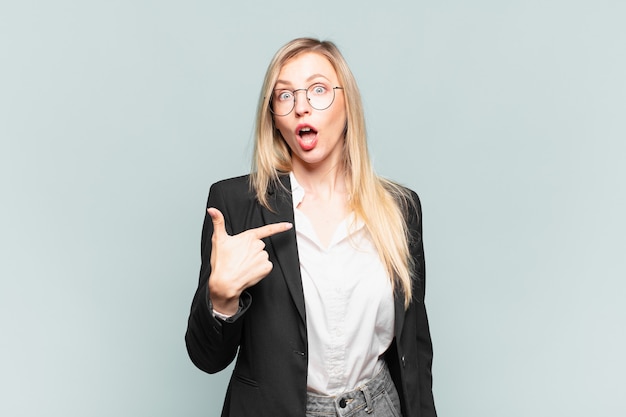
[296,125,318,151]
[298,126,318,138]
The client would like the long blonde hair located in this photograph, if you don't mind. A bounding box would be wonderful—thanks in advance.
[251,38,414,308]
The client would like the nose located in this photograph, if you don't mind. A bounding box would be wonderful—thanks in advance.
[293,89,311,116]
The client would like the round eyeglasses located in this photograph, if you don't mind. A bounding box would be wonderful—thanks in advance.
[269,83,343,116]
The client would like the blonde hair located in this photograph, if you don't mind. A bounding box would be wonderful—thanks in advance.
[251,38,414,308]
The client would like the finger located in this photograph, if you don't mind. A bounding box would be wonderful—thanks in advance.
[247,222,293,240]
[207,207,228,238]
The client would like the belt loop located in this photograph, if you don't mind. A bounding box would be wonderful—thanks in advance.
[361,384,374,414]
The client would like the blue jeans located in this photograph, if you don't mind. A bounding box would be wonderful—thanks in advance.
[305,364,403,417]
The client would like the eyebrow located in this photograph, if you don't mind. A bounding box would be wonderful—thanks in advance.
[274,73,332,88]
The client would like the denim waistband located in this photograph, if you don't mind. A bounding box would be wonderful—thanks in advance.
[305,364,398,417]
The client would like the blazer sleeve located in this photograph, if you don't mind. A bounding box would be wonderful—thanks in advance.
[184,182,251,374]
[409,190,437,416]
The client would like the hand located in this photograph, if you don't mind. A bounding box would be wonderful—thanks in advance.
[207,207,292,315]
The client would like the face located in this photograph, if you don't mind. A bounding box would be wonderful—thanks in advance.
[272,52,347,172]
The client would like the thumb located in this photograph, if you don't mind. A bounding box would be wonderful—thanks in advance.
[207,207,228,238]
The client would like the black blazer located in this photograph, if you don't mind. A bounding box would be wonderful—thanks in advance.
[185,174,436,417]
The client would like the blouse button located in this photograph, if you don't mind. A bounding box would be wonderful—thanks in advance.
[401,355,406,367]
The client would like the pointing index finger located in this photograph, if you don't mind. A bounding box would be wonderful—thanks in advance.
[247,222,293,240]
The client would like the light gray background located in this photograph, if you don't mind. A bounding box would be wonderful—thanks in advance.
[1,1,624,416]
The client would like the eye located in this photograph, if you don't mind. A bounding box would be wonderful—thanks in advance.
[276,90,293,102]
[309,84,327,95]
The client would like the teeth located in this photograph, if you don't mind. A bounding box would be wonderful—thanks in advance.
[300,127,311,133]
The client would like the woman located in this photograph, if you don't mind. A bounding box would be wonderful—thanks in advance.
[186,38,437,417]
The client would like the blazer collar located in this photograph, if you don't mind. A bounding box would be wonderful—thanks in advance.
[260,174,306,324]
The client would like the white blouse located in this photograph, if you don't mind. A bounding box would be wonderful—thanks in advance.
[290,173,395,396]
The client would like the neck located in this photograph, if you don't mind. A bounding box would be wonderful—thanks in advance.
[292,159,348,199]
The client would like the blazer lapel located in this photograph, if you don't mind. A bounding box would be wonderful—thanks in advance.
[394,290,406,341]
[260,175,306,324]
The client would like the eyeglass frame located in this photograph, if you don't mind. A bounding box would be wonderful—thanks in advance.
[268,83,344,116]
